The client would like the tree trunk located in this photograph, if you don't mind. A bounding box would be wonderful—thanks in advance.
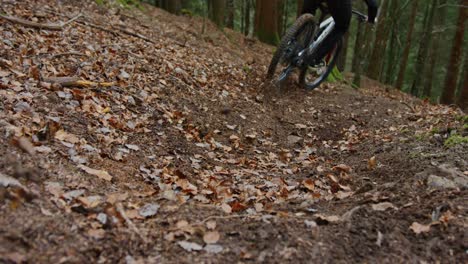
[411,1,437,97]
[423,0,447,99]
[440,0,467,104]
[226,0,235,29]
[244,0,252,36]
[367,0,389,80]
[255,0,281,45]
[160,0,181,14]
[337,32,349,72]
[208,0,226,28]
[352,20,366,87]
[457,65,468,110]
[395,0,419,90]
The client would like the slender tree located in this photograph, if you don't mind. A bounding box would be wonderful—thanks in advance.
[440,0,467,104]
[367,0,389,80]
[244,0,252,36]
[458,65,468,110]
[395,0,419,90]
[208,0,226,28]
[255,0,281,45]
[411,1,437,97]
[226,0,235,29]
[423,0,448,99]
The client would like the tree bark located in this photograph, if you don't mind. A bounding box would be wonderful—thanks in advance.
[395,0,419,90]
[244,0,252,36]
[208,0,226,28]
[423,0,447,99]
[457,64,468,110]
[440,0,467,104]
[411,1,437,97]
[367,0,389,80]
[226,0,235,29]
[254,0,281,45]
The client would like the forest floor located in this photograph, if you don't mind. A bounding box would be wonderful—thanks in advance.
[0,0,467,263]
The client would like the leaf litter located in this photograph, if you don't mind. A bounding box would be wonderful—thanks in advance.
[0,0,466,262]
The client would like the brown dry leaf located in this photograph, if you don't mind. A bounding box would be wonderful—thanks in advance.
[410,222,431,234]
[371,202,397,211]
[333,164,352,173]
[302,179,315,192]
[106,192,129,204]
[55,130,80,144]
[221,203,232,214]
[206,220,217,230]
[77,195,103,208]
[78,165,113,181]
[368,156,377,170]
[87,228,106,239]
[16,137,36,155]
[230,201,247,212]
[315,214,341,225]
[335,191,354,200]
[203,231,220,244]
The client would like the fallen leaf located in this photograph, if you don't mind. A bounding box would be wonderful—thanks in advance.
[16,137,36,155]
[0,173,24,188]
[333,164,352,173]
[139,203,160,218]
[410,222,431,234]
[203,231,220,244]
[177,241,203,252]
[87,228,106,239]
[206,220,217,230]
[368,156,377,170]
[204,244,223,254]
[371,202,397,211]
[78,165,113,181]
[55,130,80,144]
[315,214,341,225]
[77,195,103,208]
[302,179,315,191]
[221,203,232,214]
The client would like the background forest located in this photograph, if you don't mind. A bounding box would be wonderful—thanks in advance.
[140,0,467,110]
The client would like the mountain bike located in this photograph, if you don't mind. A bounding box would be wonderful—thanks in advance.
[267,10,368,90]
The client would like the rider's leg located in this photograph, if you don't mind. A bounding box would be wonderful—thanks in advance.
[309,0,351,64]
[300,1,320,16]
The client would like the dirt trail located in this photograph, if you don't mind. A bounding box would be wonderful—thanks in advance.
[0,1,466,263]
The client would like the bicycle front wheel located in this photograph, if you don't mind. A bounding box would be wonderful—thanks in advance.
[299,39,342,90]
[267,14,316,81]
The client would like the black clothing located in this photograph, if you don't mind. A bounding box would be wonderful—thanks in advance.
[301,0,378,63]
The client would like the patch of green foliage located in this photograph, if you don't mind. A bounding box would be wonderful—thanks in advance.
[444,134,468,147]
[326,66,344,83]
[455,115,468,123]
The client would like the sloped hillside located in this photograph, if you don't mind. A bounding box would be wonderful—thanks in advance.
[0,1,466,263]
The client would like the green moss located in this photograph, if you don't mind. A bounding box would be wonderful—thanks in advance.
[463,124,468,130]
[326,66,344,82]
[444,135,468,147]
[455,115,468,123]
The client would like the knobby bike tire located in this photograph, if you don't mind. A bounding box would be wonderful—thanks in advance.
[266,14,316,80]
[299,38,342,90]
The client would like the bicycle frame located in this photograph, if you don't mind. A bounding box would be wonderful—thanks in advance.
[298,10,367,61]
[299,16,335,59]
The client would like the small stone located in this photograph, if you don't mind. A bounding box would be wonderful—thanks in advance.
[427,175,457,189]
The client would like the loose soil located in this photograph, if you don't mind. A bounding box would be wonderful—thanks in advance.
[0,1,466,263]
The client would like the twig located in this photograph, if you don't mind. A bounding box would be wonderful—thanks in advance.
[115,203,148,243]
[114,26,155,44]
[43,76,115,88]
[0,13,82,31]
